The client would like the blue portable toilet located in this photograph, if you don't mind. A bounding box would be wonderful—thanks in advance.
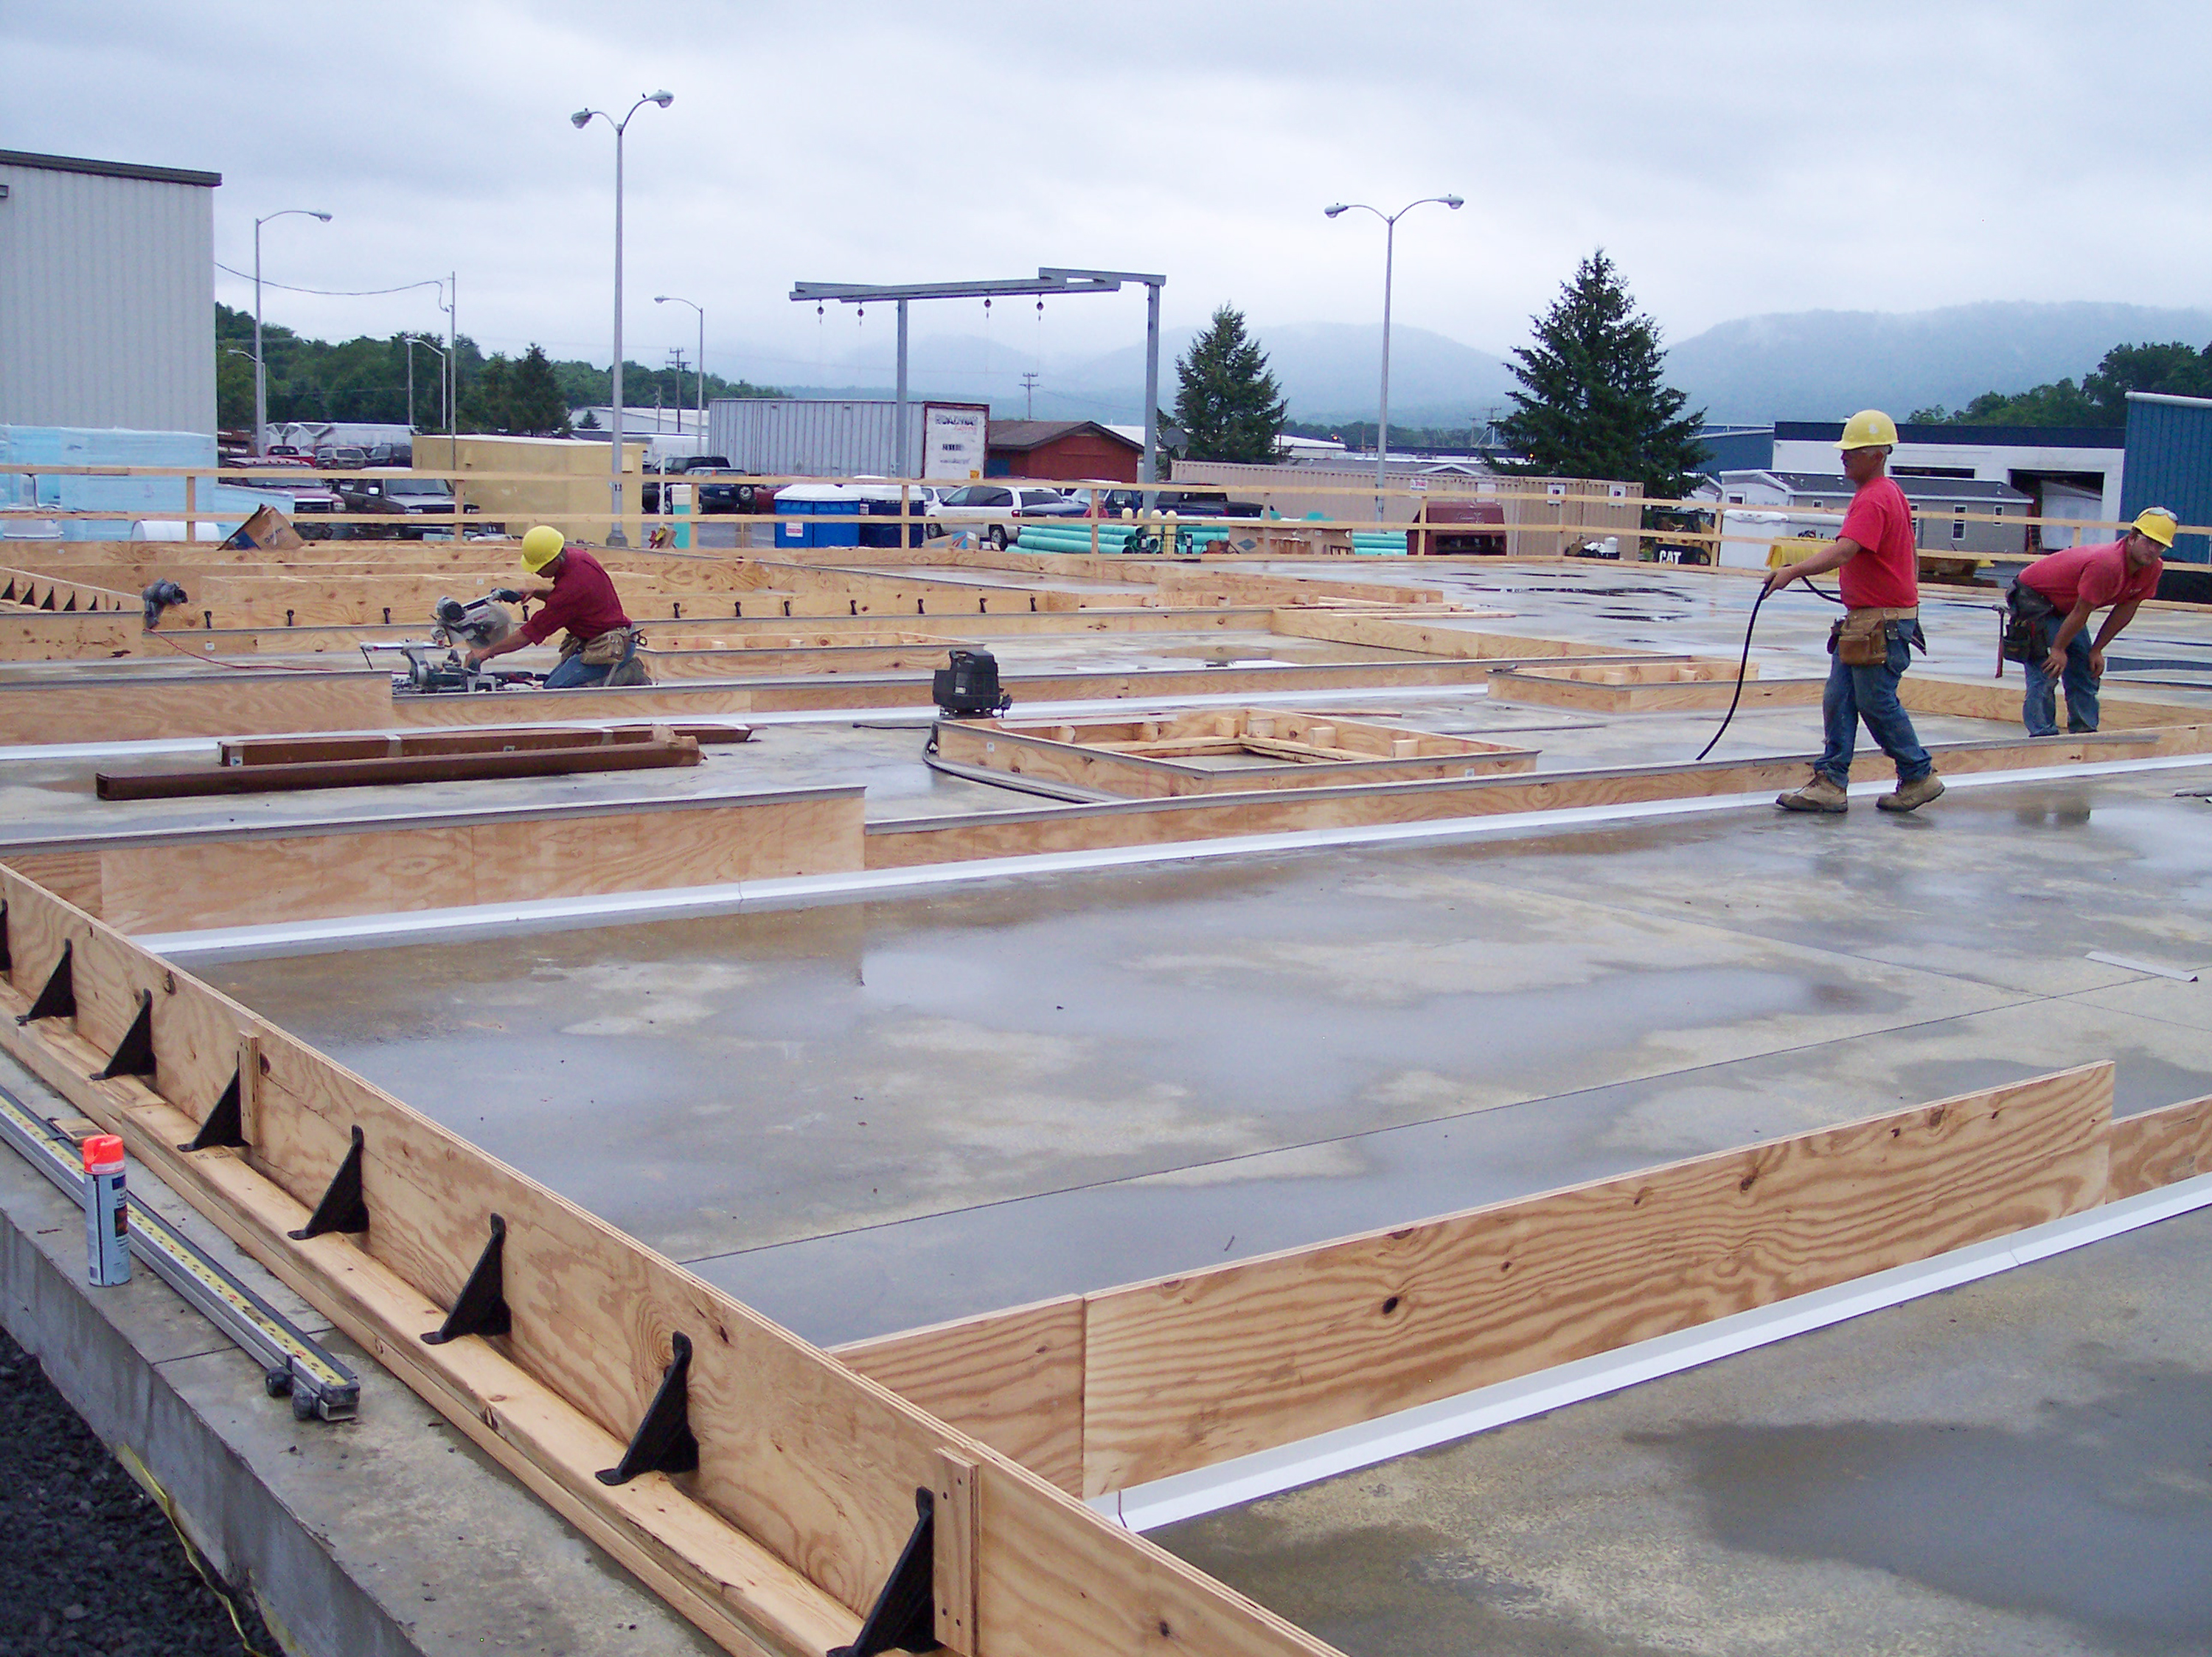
[775,484,863,548]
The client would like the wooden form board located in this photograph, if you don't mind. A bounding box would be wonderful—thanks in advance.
[0,670,394,744]
[833,1067,2212,1502]
[867,723,2210,869]
[1,788,863,932]
[0,565,138,614]
[933,711,1537,799]
[0,604,1282,664]
[1267,608,1624,661]
[1487,668,1823,714]
[0,866,1340,1657]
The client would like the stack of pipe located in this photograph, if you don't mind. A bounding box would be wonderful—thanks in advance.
[1350,529,1411,556]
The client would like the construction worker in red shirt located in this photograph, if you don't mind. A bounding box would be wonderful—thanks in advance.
[2007,507,2173,735]
[467,525,646,688]
[1762,409,1943,814]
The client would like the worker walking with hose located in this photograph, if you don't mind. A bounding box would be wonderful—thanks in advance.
[1766,410,1943,815]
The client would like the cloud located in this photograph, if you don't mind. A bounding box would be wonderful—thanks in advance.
[5,0,2206,380]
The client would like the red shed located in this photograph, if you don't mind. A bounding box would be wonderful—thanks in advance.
[985,420,1144,483]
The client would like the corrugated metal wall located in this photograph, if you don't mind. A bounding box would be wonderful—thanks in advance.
[2121,393,2212,564]
[712,399,917,477]
[0,161,217,434]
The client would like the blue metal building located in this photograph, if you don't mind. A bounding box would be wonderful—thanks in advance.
[2120,392,2212,566]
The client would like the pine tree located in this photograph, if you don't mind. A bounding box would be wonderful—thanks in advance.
[1495,251,1706,498]
[459,355,514,433]
[509,345,568,436]
[1173,306,1287,463]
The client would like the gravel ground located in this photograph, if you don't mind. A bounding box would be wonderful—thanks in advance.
[0,1325,276,1656]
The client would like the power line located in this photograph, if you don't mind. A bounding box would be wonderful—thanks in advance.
[214,263,443,300]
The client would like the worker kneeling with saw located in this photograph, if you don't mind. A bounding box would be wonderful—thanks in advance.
[1765,409,1942,815]
[467,525,649,689]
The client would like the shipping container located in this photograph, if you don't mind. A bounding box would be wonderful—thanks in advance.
[707,399,987,481]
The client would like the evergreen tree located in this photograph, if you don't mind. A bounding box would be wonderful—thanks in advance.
[1495,251,1706,497]
[1173,306,1287,463]
[459,354,515,432]
[509,345,568,436]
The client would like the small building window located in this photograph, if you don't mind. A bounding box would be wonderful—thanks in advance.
[1951,512,1966,542]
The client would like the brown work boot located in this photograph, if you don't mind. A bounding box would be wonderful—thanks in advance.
[1878,772,1945,813]
[1776,773,1848,813]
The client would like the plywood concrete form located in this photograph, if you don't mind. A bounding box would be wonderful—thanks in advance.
[1,788,863,931]
[0,866,1341,1657]
[933,709,1539,799]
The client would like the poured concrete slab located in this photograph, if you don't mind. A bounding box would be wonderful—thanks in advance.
[1156,1203,2212,1657]
[199,768,2212,1348]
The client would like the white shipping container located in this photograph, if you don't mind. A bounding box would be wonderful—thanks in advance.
[707,399,989,480]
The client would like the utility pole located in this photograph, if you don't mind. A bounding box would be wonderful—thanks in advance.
[1020,372,1039,420]
[668,348,689,434]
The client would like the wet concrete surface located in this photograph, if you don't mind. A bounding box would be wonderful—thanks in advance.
[1158,1203,2212,1656]
[204,768,2211,1349]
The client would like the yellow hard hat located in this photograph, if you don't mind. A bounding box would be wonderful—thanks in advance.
[520,524,566,572]
[2132,507,2177,547]
[1836,409,1899,451]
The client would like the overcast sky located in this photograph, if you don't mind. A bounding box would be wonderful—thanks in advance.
[7,0,2207,384]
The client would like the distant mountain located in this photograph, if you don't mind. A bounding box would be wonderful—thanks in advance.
[729,300,2212,430]
[723,322,1518,426]
[1666,302,2212,423]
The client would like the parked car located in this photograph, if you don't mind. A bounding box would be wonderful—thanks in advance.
[366,442,414,468]
[689,468,778,515]
[925,483,1085,548]
[1090,486,1264,519]
[313,445,369,470]
[332,474,464,539]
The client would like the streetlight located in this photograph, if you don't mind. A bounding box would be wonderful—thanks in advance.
[1324,195,1461,514]
[252,208,333,456]
[655,296,705,442]
[404,335,448,432]
[573,91,674,545]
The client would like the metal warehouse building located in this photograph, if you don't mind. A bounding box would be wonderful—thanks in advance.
[2120,391,2212,566]
[0,149,221,435]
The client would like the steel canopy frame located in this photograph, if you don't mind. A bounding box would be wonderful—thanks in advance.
[790,268,1167,485]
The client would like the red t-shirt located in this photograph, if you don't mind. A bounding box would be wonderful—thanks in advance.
[1836,476,1919,609]
[518,548,631,645]
[2020,539,2161,613]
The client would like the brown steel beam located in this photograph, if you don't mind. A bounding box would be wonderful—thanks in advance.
[218,724,751,766]
[96,737,702,800]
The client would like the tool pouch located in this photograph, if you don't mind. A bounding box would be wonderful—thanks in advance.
[577,625,639,667]
[2001,581,2046,664]
[1830,611,1888,666]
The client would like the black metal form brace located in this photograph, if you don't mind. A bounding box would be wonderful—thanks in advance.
[180,1060,249,1153]
[594,1333,699,1485]
[0,901,12,974]
[423,1214,512,1344]
[288,1125,368,1239]
[93,990,156,1081]
[16,940,74,1026]
[830,1487,939,1657]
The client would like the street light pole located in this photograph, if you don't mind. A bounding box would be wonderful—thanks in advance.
[251,207,332,455]
[406,336,447,432]
[655,295,705,446]
[1324,195,1461,516]
[574,91,674,546]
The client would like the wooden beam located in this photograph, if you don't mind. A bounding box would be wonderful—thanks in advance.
[2,789,865,932]
[0,866,1340,1657]
[836,1296,1088,1498]
[0,670,395,743]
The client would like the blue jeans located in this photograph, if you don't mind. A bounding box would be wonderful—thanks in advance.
[543,630,638,689]
[1818,619,1933,787]
[2022,613,2098,735]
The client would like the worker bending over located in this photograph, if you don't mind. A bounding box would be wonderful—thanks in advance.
[467,525,645,688]
[1764,409,1943,815]
[2008,507,2173,736]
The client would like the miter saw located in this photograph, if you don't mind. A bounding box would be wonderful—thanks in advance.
[362,593,544,695]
